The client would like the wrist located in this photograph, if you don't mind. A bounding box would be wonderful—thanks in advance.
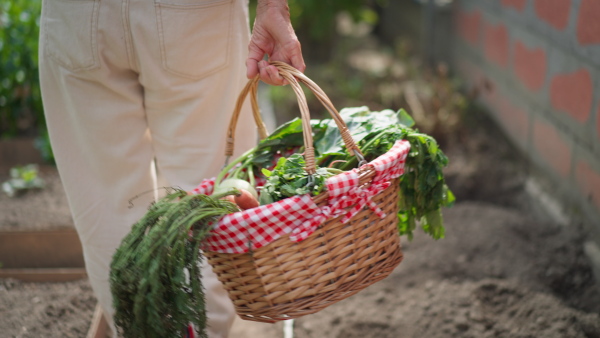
[258,0,288,7]
[257,0,289,14]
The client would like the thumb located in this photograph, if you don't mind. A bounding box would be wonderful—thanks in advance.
[246,45,266,79]
[289,51,306,73]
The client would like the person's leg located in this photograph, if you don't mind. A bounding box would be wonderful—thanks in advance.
[38,0,156,334]
[130,0,258,335]
[40,0,257,336]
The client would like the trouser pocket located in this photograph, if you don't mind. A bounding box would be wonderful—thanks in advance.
[155,0,233,80]
[42,0,100,71]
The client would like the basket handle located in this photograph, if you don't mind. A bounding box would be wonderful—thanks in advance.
[225,61,365,175]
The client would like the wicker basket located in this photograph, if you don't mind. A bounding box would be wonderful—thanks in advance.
[205,62,404,323]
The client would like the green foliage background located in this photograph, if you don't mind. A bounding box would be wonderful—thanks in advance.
[0,0,43,138]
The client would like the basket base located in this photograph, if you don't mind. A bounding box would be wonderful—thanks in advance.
[207,177,404,323]
[229,243,403,323]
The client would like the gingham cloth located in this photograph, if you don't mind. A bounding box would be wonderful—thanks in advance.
[190,177,215,195]
[197,140,411,254]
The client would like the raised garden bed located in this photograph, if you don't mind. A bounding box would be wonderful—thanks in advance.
[0,138,45,169]
[0,153,102,336]
[0,163,85,283]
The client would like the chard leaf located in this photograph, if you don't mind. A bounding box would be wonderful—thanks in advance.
[338,106,371,116]
[259,119,304,148]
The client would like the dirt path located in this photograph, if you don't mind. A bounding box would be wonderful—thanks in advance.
[229,201,600,338]
[0,278,96,337]
[290,201,600,338]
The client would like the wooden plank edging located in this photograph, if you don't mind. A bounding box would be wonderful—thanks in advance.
[87,305,110,338]
[0,267,87,282]
[0,228,84,268]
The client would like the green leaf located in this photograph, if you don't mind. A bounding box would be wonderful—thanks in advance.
[261,168,272,177]
[397,109,415,127]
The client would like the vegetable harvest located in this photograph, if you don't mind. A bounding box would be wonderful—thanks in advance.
[215,106,454,239]
[110,106,454,337]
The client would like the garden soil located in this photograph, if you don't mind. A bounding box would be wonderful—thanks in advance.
[1,115,600,337]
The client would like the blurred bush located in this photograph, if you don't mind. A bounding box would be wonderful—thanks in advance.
[0,0,53,163]
[250,0,381,61]
[0,0,43,139]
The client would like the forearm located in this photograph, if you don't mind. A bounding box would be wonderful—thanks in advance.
[254,0,294,37]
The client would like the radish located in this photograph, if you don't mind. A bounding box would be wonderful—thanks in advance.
[221,194,237,204]
[234,189,259,210]
[213,178,259,210]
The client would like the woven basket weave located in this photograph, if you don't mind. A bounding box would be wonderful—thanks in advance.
[205,62,404,323]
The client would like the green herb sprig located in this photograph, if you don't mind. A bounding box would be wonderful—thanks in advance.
[259,153,342,205]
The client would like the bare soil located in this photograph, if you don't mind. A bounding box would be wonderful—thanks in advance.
[1,114,600,337]
[0,278,96,338]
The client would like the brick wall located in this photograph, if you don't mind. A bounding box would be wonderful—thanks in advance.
[452,0,600,247]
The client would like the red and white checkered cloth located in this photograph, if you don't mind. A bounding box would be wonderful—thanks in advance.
[190,177,215,195]
[195,140,411,254]
[204,194,320,253]
[286,169,359,242]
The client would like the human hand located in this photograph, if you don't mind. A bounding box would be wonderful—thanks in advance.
[246,0,305,86]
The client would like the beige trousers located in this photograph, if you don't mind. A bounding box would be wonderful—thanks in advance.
[39,0,257,336]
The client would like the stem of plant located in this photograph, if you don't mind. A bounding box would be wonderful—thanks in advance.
[214,148,255,187]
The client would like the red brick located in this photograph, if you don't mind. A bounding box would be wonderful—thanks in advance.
[513,41,547,91]
[576,160,600,209]
[456,9,482,46]
[533,119,571,177]
[550,69,593,123]
[501,0,527,11]
[577,0,600,45]
[534,0,572,30]
[484,23,510,67]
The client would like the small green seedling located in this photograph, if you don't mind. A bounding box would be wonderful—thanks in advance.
[2,164,45,197]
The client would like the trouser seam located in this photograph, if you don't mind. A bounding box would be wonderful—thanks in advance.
[121,0,139,72]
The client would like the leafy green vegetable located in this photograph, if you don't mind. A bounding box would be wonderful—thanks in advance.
[219,106,454,240]
[322,107,455,240]
[260,153,341,203]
